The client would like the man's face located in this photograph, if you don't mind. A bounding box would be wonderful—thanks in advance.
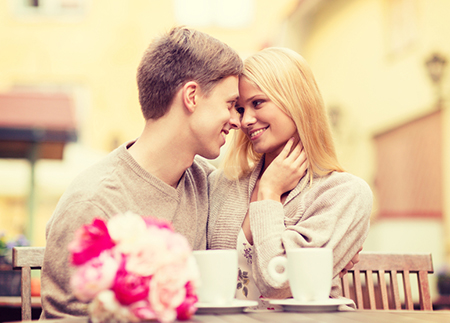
[190,76,239,159]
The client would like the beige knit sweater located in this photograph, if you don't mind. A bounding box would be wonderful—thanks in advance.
[208,159,372,299]
[40,141,214,319]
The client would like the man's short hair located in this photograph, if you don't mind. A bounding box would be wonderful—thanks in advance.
[137,26,243,120]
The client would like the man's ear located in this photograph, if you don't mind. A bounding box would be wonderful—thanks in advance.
[182,81,200,113]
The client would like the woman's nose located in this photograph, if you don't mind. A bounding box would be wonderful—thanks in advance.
[241,110,256,128]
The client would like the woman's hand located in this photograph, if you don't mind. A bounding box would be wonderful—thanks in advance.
[258,138,308,202]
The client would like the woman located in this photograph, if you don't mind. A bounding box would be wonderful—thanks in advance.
[207,47,372,307]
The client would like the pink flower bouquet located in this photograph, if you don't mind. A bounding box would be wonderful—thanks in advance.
[68,212,199,323]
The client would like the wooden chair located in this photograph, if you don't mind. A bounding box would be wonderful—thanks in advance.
[340,252,433,310]
[12,246,45,321]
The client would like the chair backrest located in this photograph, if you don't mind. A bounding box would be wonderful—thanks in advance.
[12,246,45,321]
[340,252,433,310]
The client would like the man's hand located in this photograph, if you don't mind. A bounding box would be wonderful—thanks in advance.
[339,247,362,278]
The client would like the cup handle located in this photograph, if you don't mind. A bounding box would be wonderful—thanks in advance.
[267,256,288,284]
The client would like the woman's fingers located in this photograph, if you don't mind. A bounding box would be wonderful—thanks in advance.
[291,149,307,171]
[286,141,302,161]
[278,137,295,160]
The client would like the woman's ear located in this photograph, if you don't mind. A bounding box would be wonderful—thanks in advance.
[182,81,200,113]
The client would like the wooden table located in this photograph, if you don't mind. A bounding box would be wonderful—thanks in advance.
[10,310,450,323]
[0,296,41,308]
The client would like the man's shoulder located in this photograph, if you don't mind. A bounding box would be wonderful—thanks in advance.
[69,151,117,187]
[57,147,127,204]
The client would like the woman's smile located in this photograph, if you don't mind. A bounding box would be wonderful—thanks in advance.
[249,126,269,140]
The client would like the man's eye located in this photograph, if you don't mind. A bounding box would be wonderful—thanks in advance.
[227,102,234,110]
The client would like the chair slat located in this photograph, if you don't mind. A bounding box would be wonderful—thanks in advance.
[390,270,402,310]
[21,267,32,321]
[378,269,389,309]
[417,270,432,310]
[365,270,376,309]
[341,274,350,298]
[353,269,364,309]
[402,270,414,310]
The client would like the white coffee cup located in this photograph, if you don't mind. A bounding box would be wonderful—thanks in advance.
[267,248,332,302]
[193,249,238,304]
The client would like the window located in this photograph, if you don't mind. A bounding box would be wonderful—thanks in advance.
[374,110,442,219]
[174,0,254,28]
[11,0,86,17]
[385,0,418,55]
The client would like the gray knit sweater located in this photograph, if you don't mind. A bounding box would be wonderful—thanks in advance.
[208,159,372,299]
[41,141,214,319]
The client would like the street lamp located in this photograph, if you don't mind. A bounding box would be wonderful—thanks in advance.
[426,53,446,83]
[425,53,447,107]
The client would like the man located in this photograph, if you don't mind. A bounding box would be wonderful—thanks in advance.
[40,26,242,318]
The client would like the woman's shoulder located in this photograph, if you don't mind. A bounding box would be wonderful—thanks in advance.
[297,171,373,218]
[323,171,369,185]
[314,171,372,197]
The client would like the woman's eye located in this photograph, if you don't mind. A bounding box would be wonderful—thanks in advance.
[236,107,245,115]
[253,100,263,107]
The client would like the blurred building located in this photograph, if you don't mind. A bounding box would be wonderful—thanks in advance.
[0,0,295,245]
[278,0,450,302]
[1,0,449,307]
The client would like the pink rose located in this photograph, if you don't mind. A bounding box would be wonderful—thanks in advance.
[165,232,192,261]
[129,300,157,321]
[112,260,151,305]
[149,267,187,322]
[125,227,168,277]
[70,250,120,302]
[69,218,115,266]
[176,281,198,321]
[143,216,174,231]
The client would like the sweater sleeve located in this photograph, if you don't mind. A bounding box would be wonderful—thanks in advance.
[41,201,108,319]
[249,173,372,299]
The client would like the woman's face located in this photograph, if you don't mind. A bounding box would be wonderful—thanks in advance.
[237,76,297,157]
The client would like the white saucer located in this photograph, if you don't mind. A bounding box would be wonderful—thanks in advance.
[195,299,259,314]
[269,298,354,313]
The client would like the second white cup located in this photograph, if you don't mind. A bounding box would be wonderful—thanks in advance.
[193,249,238,305]
[267,248,332,302]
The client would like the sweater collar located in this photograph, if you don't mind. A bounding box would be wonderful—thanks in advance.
[119,140,182,199]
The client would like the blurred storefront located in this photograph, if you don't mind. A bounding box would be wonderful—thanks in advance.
[278,0,450,303]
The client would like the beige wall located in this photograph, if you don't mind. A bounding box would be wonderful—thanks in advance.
[0,0,298,246]
[279,0,450,300]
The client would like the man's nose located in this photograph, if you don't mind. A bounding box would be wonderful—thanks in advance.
[229,108,241,129]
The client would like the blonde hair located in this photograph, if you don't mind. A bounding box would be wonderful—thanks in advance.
[223,47,344,181]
